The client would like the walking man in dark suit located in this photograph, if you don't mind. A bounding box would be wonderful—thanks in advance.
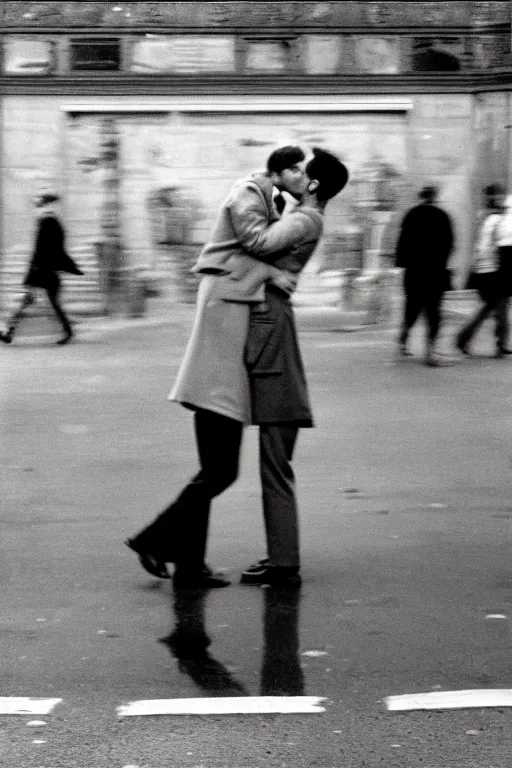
[0,194,83,346]
[396,185,455,366]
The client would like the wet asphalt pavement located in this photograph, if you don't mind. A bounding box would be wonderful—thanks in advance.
[1,313,512,767]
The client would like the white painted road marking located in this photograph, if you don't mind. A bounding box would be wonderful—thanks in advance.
[386,689,512,711]
[0,698,62,715]
[117,696,326,717]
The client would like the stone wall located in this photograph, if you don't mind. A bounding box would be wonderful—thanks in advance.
[4,92,508,297]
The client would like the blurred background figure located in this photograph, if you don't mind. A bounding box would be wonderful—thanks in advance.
[395,185,454,367]
[456,184,511,358]
[0,193,83,346]
[494,193,512,357]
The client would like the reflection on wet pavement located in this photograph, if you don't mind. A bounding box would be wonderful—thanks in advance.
[161,587,303,697]
[260,588,304,696]
[160,589,248,696]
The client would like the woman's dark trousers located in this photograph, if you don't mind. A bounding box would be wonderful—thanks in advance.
[457,273,509,352]
[46,284,73,336]
[8,284,72,338]
[458,296,509,352]
[132,409,243,575]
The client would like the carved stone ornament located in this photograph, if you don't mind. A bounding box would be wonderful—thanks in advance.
[295,2,362,26]
[201,2,235,25]
[473,32,512,67]
[471,1,511,25]
[364,1,472,26]
[2,1,68,25]
[0,1,510,29]
[364,2,396,25]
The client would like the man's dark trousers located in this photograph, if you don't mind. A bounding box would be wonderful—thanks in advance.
[247,287,313,571]
[259,424,300,569]
[399,288,443,345]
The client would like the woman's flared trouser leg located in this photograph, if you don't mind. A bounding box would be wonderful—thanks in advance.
[133,409,243,572]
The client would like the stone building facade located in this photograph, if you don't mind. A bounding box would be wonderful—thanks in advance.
[1,1,511,312]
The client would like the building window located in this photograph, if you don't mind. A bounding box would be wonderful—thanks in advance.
[244,40,292,72]
[303,36,341,74]
[411,38,462,72]
[70,38,121,71]
[4,37,55,75]
[130,36,236,73]
[353,37,401,74]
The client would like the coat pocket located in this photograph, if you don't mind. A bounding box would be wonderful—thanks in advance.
[245,310,284,374]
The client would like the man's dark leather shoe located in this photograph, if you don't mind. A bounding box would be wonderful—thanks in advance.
[240,564,301,587]
[244,557,269,574]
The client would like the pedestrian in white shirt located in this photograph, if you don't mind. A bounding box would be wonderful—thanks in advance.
[456,184,511,357]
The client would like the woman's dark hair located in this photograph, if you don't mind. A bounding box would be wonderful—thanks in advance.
[267,146,305,175]
[36,193,60,207]
[418,185,438,203]
[305,147,349,202]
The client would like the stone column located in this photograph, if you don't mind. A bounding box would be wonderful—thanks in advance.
[99,117,124,315]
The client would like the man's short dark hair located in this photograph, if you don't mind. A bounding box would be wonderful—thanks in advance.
[484,183,504,197]
[484,183,505,211]
[37,193,60,207]
[305,148,349,202]
[267,146,305,175]
[418,185,437,203]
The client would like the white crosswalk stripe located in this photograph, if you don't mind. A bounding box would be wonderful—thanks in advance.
[386,689,512,711]
[0,698,62,715]
[117,696,327,716]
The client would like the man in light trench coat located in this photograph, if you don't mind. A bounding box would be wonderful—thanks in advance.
[126,147,348,589]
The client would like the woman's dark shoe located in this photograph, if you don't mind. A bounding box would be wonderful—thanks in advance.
[125,538,171,579]
[173,565,231,589]
[240,564,301,587]
[398,343,413,357]
[56,331,73,345]
[0,330,12,344]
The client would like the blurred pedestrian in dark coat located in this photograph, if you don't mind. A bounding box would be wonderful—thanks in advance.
[0,194,83,346]
[396,186,454,366]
